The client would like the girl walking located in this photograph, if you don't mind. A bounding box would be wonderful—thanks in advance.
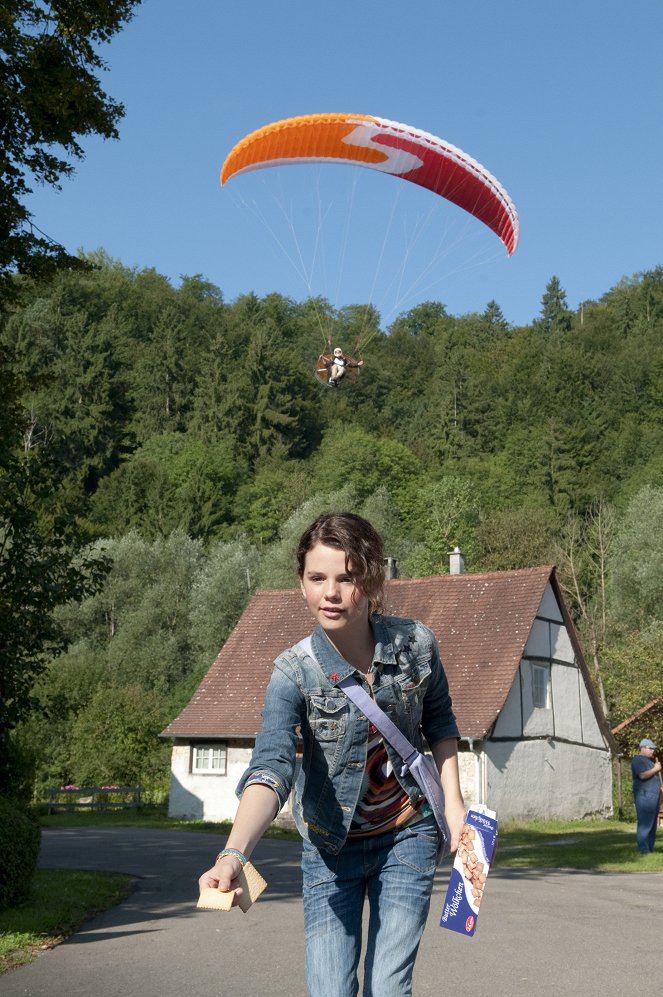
[199,512,465,996]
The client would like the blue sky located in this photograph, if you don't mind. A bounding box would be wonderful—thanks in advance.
[27,0,663,328]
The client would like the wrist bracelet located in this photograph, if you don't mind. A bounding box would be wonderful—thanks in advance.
[215,848,247,866]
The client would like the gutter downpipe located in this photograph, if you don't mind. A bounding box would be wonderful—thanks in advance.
[481,739,487,805]
[466,737,482,806]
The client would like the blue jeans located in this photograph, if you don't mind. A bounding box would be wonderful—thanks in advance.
[302,814,438,997]
[634,792,659,852]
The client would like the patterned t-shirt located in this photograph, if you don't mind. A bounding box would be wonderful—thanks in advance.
[348,721,426,837]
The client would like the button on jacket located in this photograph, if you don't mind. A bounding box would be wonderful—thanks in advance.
[236,615,460,854]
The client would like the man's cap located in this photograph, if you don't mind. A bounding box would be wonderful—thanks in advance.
[333,347,343,356]
[639,738,657,749]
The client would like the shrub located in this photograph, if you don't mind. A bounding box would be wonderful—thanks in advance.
[0,796,41,909]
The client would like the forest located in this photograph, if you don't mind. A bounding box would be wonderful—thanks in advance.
[3,253,663,799]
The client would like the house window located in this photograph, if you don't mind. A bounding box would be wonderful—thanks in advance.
[192,743,227,775]
[531,664,550,709]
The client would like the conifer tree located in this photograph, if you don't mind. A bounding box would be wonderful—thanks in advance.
[539,276,572,333]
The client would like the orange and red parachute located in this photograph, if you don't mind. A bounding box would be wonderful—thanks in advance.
[221,113,519,256]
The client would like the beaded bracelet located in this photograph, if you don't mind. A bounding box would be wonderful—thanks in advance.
[215,847,247,866]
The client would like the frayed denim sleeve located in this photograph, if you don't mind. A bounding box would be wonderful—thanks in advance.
[420,629,460,747]
[235,658,305,811]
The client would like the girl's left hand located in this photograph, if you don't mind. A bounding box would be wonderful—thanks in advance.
[445,801,467,853]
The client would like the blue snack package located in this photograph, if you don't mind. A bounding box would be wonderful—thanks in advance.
[439,805,498,937]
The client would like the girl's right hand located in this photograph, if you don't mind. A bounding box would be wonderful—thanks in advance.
[198,855,244,905]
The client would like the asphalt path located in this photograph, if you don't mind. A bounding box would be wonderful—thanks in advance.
[2,828,661,996]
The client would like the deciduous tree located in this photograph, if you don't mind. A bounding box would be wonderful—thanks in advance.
[1,0,141,295]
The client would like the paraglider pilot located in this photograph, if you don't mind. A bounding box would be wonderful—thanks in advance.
[327,347,363,388]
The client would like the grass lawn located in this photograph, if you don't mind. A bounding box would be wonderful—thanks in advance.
[0,869,131,975]
[495,818,663,872]
[2,808,659,974]
[37,803,297,838]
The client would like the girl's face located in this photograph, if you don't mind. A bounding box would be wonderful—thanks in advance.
[299,543,369,638]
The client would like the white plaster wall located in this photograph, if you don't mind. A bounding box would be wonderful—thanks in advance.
[492,672,522,738]
[168,744,253,821]
[538,583,563,622]
[458,750,480,810]
[579,679,607,748]
[550,622,574,662]
[485,739,613,820]
[551,663,582,742]
[525,618,550,658]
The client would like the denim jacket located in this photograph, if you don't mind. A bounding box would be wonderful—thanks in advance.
[236,614,459,854]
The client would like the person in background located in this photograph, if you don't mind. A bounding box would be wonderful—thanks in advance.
[631,738,662,854]
[198,511,465,996]
[328,346,363,387]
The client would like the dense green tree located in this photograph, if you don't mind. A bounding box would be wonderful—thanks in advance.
[399,475,481,576]
[1,0,141,294]
[130,306,189,441]
[607,485,663,631]
[88,458,180,539]
[635,267,663,333]
[481,300,509,331]
[21,529,263,794]
[388,301,447,338]
[243,320,319,461]
[3,299,130,499]
[336,302,383,355]
[199,306,323,465]
[73,531,203,693]
[89,432,246,540]
[232,459,310,544]
[0,351,108,796]
[189,328,232,441]
[602,624,663,727]
[189,538,261,665]
[539,275,572,333]
[554,501,616,713]
[475,505,558,572]
[67,683,171,793]
[310,426,421,505]
[50,532,197,699]
[358,487,408,568]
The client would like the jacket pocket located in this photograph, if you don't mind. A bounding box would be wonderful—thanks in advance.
[308,695,348,741]
[395,671,430,729]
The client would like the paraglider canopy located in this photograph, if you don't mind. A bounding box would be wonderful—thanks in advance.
[221,112,519,256]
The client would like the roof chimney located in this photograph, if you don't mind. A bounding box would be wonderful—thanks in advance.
[383,556,399,580]
[448,546,465,575]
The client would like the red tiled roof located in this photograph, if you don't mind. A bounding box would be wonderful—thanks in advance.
[163,565,564,740]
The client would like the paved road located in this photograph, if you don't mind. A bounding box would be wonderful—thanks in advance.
[2,828,661,996]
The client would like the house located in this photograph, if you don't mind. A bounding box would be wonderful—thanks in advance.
[162,563,615,823]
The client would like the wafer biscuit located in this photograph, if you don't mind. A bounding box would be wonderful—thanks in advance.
[197,886,235,911]
[196,861,267,913]
[236,860,267,912]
